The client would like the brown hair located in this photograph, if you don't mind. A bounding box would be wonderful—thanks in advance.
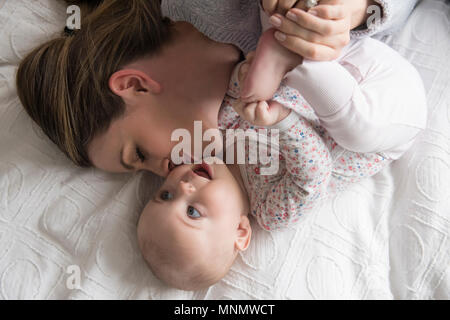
[16,0,172,167]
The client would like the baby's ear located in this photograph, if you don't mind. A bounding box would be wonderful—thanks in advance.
[235,215,252,251]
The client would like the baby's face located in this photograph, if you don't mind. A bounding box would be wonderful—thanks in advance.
[138,160,251,271]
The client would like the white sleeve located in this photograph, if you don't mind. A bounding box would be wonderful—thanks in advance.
[351,0,420,39]
[284,38,427,160]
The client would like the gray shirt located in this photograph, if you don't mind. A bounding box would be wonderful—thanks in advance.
[161,0,420,54]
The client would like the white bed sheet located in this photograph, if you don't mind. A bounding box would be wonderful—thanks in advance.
[0,0,448,300]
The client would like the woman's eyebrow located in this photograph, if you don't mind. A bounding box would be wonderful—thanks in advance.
[120,148,135,171]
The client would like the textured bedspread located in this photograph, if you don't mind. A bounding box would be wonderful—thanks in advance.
[0,0,448,299]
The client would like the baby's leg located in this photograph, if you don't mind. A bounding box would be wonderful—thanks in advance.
[333,150,392,185]
[240,28,303,102]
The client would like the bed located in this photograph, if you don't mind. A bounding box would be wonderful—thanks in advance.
[0,0,448,299]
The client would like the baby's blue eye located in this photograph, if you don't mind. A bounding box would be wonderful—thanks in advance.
[160,191,173,201]
[187,206,201,219]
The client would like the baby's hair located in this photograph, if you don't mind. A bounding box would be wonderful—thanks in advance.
[16,0,172,167]
[140,236,221,291]
[138,223,236,291]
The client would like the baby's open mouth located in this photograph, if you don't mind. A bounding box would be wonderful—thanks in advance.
[192,163,213,180]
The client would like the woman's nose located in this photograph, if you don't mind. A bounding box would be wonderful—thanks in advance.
[142,158,173,177]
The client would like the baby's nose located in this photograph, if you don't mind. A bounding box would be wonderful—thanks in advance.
[178,180,195,195]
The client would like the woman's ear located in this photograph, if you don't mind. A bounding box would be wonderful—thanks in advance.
[109,69,162,98]
[235,215,252,252]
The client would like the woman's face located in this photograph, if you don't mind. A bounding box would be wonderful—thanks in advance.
[88,22,240,177]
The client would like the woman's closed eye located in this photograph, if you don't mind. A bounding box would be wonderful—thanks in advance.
[187,206,201,219]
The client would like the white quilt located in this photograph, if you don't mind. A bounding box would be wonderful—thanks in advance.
[0,0,448,300]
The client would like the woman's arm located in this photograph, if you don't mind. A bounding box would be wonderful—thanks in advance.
[352,0,420,38]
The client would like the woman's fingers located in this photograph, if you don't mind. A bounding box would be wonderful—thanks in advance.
[267,4,351,60]
[307,4,347,20]
[262,0,278,15]
[263,1,361,61]
[263,0,333,16]
[295,0,343,9]
[271,12,350,48]
[284,7,349,36]
[276,0,300,15]
[274,32,340,60]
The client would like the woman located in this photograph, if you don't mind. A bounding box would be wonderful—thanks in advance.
[16,0,420,177]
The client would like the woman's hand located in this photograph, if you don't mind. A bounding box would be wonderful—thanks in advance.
[263,0,379,61]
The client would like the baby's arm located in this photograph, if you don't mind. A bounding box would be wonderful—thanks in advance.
[228,58,292,127]
[240,28,303,103]
[252,112,333,230]
[239,3,303,103]
[332,149,391,188]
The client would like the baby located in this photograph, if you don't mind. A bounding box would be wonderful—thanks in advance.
[136,57,391,291]
[137,2,427,291]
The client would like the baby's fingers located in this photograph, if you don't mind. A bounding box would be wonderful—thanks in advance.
[254,101,274,125]
[233,99,258,123]
[243,102,258,123]
[234,100,289,126]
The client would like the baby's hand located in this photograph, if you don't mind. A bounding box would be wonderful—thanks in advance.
[232,99,290,127]
[233,52,291,127]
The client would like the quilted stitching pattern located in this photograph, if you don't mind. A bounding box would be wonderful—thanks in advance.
[0,0,448,299]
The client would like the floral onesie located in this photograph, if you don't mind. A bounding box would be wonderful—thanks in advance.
[219,65,391,231]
